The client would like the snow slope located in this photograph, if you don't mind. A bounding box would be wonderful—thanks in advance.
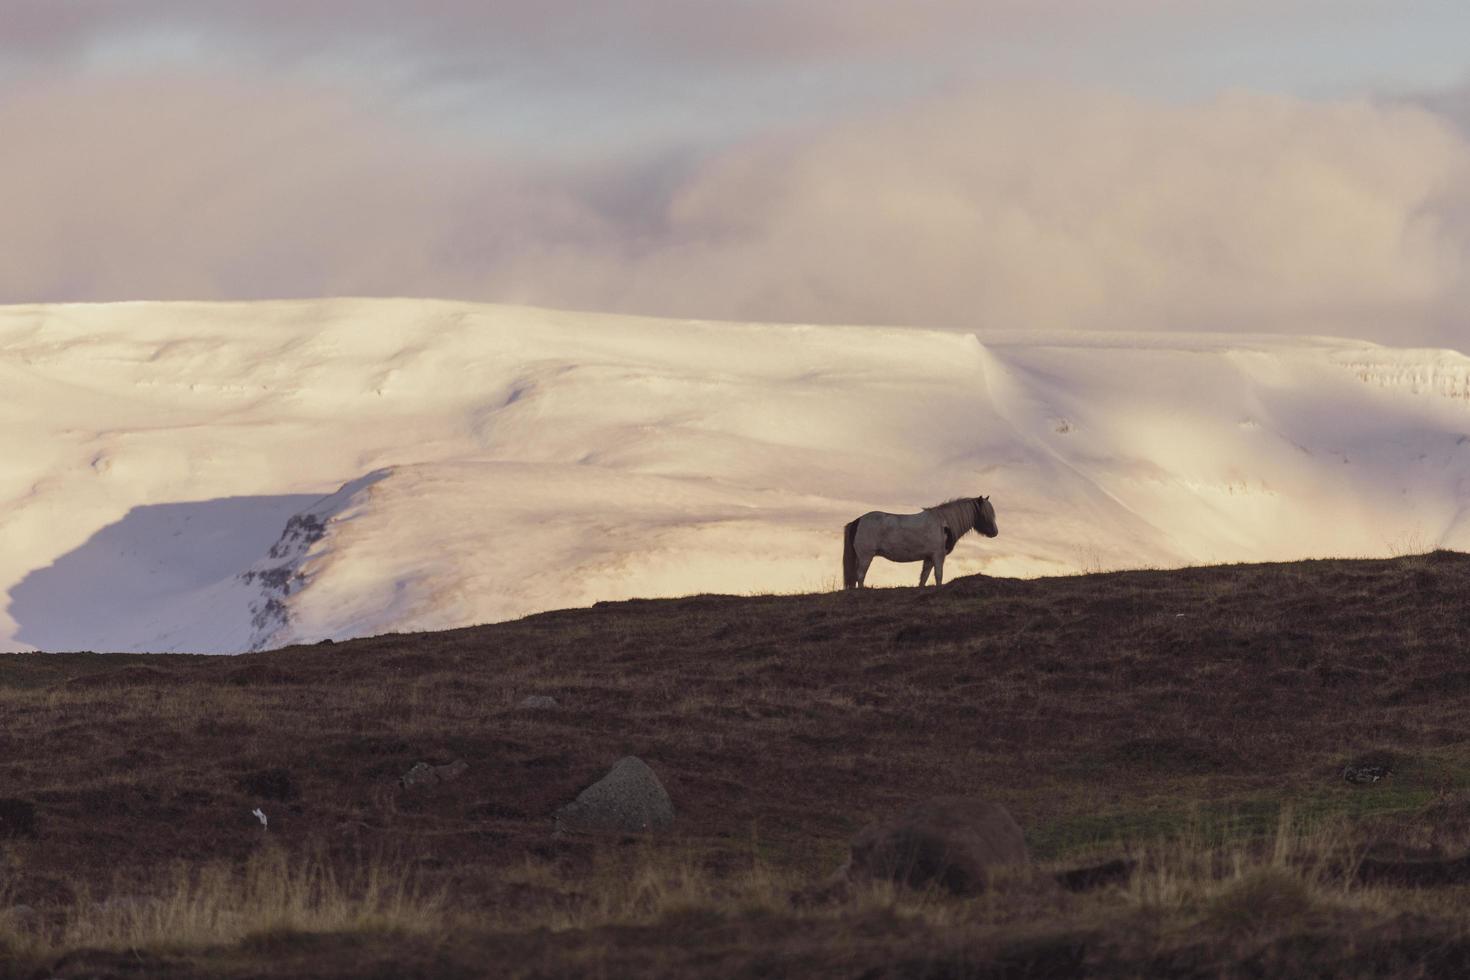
[2,299,1468,653]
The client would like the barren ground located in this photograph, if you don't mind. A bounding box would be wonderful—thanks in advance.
[5,553,1470,977]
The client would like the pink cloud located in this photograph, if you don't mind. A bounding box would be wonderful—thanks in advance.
[507,87,1470,347]
[3,72,1468,349]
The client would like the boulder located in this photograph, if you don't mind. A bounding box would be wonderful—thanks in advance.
[519,695,559,710]
[554,756,674,834]
[399,760,468,790]
[847,796,1029,895]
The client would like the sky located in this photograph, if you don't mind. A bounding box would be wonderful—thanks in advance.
[3,1,1470,348]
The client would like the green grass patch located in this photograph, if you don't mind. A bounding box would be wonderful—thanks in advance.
[1029,785,1443,860]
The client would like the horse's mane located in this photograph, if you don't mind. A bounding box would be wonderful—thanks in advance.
[924,497,979,534]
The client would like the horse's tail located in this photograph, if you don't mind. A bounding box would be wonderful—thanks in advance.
[843,518,860,589]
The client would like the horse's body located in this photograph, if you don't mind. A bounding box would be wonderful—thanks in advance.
[843,496,997,589]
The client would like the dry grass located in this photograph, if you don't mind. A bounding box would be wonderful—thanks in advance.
[1118,809,1365,917]
[93,848,436,943]
[7,807,1470,977]
[1,847,443,963]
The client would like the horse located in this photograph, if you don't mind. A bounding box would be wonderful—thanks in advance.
[842,496,997,589]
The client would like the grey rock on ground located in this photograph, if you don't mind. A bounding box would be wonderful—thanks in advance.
[519,695,559,710]
[1343,764,1391,784]
[555,756,674,834]
[846,796,1030,895]
[399,760,469,790]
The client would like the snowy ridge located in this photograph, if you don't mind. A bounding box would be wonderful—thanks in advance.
[2,299,1468,653]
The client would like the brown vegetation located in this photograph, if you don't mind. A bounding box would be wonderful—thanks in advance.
[4,553,1470,976]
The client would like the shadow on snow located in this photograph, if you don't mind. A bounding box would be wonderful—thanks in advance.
[7,494,321,652]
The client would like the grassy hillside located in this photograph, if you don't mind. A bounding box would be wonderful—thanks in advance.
[5,553,1470,977]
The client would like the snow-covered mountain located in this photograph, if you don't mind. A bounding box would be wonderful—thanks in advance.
[3,299,1468,653]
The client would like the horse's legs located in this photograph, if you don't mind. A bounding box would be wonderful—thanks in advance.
[933,552,945,586]
[919,558,933,586]
[856,553,875,588]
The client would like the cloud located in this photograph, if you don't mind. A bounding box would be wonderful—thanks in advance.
[1419,79,1470,134]
[0,1,1346,75]
[0,74,589,302]
[3,72,1469,348]
[558,87,1470,345]
[507,86,1470,348]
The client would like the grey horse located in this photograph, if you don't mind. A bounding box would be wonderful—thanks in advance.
[843,496,997,588]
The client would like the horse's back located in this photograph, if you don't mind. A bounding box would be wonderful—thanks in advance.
[855,508,941,561]
[858,509,925,526]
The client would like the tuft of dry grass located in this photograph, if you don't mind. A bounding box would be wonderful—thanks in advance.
[1112,806,1395,941]
[1205,868,1318,937]
[22,847,443,956]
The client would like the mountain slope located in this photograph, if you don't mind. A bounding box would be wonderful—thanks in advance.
[2,299,1468,652]
[7,554,1470,977]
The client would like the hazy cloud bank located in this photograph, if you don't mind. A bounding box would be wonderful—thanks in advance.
[0,1,1317,71]
[3,73,1469,347]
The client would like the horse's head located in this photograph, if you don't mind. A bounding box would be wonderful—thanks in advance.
[975,496,998,537]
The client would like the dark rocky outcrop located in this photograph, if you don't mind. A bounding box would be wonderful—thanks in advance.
[847,796,1029,895]
[400,760,469,790]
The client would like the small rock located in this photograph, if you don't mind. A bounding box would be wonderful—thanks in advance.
[519,695,559,710]
[400,763,434,788]
[554,756,674,834]
[847,796,1030,895]
[399,760,469,789]
[1344,765,1391,785]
